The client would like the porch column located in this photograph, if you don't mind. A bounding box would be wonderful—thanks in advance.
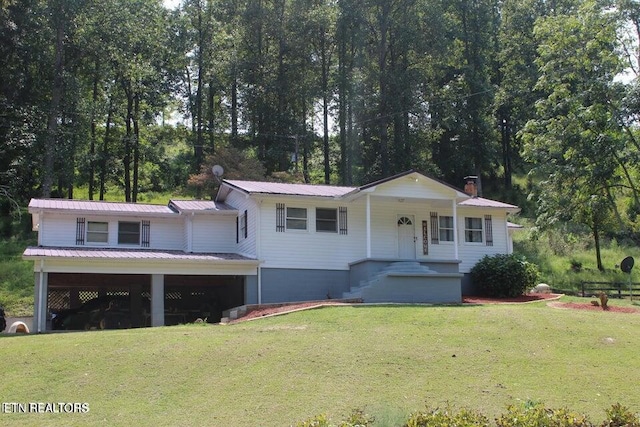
[33,267,48,333]
[366,194,372,258]
[151,274,165,327]
[452,199,459,260]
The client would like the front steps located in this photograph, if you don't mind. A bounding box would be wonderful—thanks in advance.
[343,261,463,304]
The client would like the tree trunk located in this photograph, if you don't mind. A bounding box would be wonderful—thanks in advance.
[89,58,100,200]
[99,97,114,201]
[132,95,140,203]
[231,66,238,143]
[302,101,310,183]
[123,88,133,202]
[208,79,215,154]
[377,2,391,177]
[337,17,348,185]
[43,2,65,198]
[321,29,330,184]
[501,116,512,190]
[593,215,604,271]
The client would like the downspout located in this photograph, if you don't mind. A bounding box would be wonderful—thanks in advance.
[38,209,44,246]
[452,199,459,260]
[187,213,194,252]
[256,199,262,304]
[38,259,45,333]
[366,194,371,258]
[505,216,512,254]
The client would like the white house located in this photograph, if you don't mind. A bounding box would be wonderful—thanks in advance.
[23,170,520,331]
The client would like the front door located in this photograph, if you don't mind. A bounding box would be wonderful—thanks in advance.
[397,215,416,259]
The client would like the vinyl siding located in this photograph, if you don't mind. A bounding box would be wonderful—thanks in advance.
[258,198,366,270]
[456,208,509,273]
[39,213,184,250]
[366,175,457,199]
[224,190,258,257]
[191,215,237,253]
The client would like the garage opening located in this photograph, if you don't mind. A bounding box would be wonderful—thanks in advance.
[164,275,244,324]
[47,273,245,330]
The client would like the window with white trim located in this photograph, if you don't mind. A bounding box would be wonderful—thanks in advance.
[118,221,140,245]
[439,216,454,242]
[316,208,337,232]
[464,217,483,243]
[286,207,307,230]
[87,221,108,244]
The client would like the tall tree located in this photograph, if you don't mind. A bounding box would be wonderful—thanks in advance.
[522,0,627,269]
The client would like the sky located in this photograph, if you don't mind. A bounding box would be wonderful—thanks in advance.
[163,0,180,10]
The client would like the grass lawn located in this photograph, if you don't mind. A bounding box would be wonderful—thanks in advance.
[1,300,639,426]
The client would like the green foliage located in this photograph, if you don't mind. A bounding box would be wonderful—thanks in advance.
[403,406,490,427]
[296,414,331,427]
[471,254,539,297]
[602,403,640,427]
[295,409,374,427]
[0,237,35,316]
[297,404,640,427]
[512,225,640,293]
[495,403,593,427]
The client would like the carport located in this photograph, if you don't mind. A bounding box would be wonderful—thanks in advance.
[23,247,260,332]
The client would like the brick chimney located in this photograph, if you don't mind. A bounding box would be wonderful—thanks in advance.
[464,175,478,198]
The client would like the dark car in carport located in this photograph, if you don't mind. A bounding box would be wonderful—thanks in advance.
[51,296,135,330]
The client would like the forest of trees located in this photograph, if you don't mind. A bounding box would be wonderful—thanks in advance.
[1,0,639,264]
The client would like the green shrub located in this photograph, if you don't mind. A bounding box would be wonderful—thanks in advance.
[338,409,375,427]
[495,403,593,427]
[470,254,540,297]
[602,403,640,427]
[295,414,331,427]
[295,409,374,427]
[403,406,490,427]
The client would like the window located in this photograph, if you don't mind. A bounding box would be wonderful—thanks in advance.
[439,216,454,242]
[87,221,108,244]
[464,217,483,243]
[118,221,140,245]
[316,208,337,232]
[286,207,307,230]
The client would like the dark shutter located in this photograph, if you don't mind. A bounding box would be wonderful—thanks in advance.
[141,220,151,247]
[430,212,439,244]
[276,203,285,232]
[339,207,348,235]
[76,218,86,245]
[422,220,429,255]
[236,217,239,243]
[243,210,248,239]
[484,215,493,246]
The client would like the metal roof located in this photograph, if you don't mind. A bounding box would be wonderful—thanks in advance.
[23,246,257,262]
[458,197,519,210]
[168,199,236,213]
[29,199,174,214]
[223,180,358,198]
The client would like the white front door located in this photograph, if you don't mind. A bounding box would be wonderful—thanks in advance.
[397,215,416,259]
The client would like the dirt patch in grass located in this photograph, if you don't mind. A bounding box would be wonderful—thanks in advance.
[228,301,351,323]
[463,293,563,304]
[547,301,640,314]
